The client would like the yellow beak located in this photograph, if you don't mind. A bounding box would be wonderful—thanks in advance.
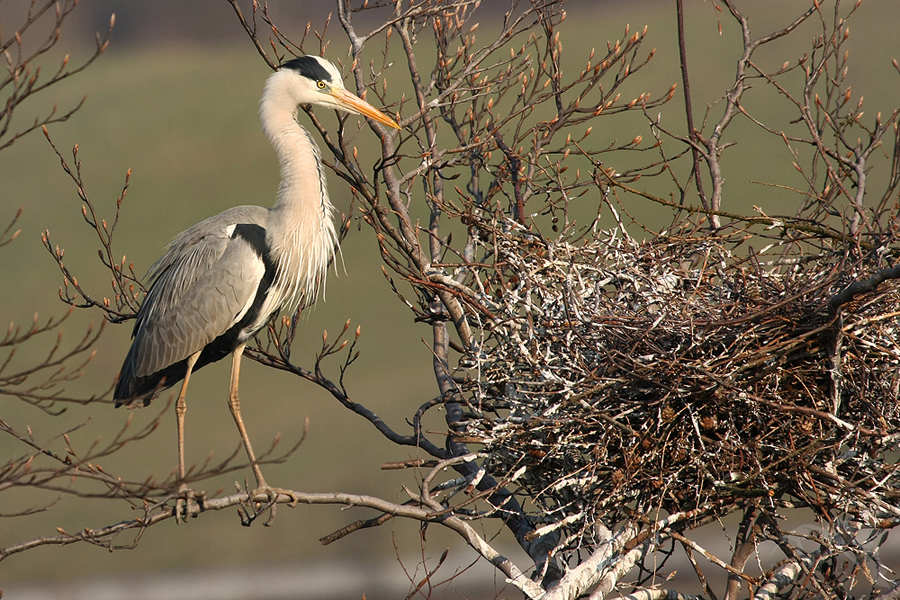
[331,88,401,129]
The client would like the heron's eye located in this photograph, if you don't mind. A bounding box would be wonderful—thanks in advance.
[316,80,326,90]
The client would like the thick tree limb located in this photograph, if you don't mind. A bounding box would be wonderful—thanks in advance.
[752,560,804,600]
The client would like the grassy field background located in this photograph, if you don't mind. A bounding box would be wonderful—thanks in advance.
[2,0,899,596]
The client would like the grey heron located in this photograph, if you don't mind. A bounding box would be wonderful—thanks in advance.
[113,55,399,507]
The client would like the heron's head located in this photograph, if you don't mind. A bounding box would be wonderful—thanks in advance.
[265,55,399,129]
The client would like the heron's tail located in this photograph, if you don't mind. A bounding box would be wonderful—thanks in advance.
[113,344,233,407]
[113,346,181,407]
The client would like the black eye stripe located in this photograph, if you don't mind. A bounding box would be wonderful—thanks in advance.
[280,56,333,84]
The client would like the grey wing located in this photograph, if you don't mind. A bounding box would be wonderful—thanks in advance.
[144,206,269,284]
[130,208,269,378]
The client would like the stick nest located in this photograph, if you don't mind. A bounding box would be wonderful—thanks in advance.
[455,221,900,545]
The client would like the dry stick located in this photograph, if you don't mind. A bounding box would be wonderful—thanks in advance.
[401,478,544,599]
[40,129,140,320]
[596,170,872,250]
[407,548,450,600]
[614,590,704,600]
[806,465,900,519]
[319,512,395,545]
[681,543,719,600]
[493,130,527,227]
[877,122,900,214]
[668,530,759,586]
[0,0,56,54]
[394,23,444,272]
[696,366,880,437]
[675,0,708,211]
[225,0,277,70]
[1,7,112,152]
[827,264,900,316]
[702,2,816,227]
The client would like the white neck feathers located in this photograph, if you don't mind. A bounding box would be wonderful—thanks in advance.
[259,72,338,311]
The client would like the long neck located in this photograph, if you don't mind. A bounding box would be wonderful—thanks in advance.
[260,89,338,310]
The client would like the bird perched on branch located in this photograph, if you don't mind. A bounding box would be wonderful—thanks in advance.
[113,55,399,512]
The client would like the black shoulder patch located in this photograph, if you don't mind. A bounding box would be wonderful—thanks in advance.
[280,56,332,84]
[232,223,277,281]
[232,223,267,255]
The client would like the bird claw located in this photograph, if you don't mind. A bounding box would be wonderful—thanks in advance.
[174,484,205,523]
[238,483,298,526]
[251,485,297,504]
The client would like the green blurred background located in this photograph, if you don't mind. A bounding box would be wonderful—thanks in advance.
[1,0,898,597]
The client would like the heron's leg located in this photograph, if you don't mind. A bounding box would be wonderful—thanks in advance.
[175,351,201,483]
[173,351,202,523]
[227,343,269,490]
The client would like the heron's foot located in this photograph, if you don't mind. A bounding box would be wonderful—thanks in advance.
[250,485,299,506]
[237,480,299,526]
[174,484,205,523]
